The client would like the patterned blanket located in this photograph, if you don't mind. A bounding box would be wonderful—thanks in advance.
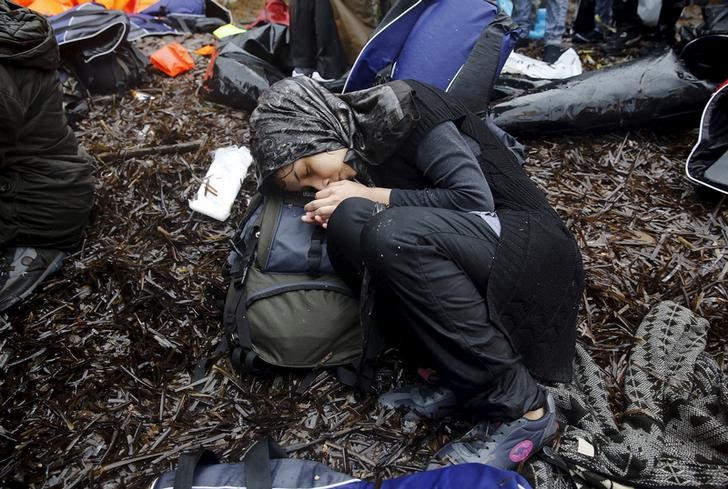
[526,301,728,488]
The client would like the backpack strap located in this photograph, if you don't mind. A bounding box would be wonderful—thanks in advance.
[243,438,288,489]
[307,226,325,276]
[225,226,264,375]
[173,448,220,489]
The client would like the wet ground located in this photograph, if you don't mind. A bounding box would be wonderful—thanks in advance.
[0,8,726,488]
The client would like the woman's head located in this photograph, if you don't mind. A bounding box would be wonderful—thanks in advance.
[249,77,417,193]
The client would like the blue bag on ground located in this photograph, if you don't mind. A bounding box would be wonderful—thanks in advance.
[343,0,518,112]
[149,438,534,489]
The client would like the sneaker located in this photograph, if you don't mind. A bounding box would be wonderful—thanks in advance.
[378,383,458,420]
[603,28,642,54]
[542,45,563,64]
[0,247,66,312]
[311,71,335,83]
[573,30,604,44]
[427,393,559,471]
[291,67,314,78]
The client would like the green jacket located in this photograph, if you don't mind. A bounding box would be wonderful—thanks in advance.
[0,0,94,250]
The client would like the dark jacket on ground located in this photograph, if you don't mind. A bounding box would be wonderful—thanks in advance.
[381,80,584,383]
[0,0,94,250]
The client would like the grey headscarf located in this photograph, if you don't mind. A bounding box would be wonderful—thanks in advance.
[249,76,418,191]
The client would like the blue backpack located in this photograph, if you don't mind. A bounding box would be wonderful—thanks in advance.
[343,0,518,112]
[150,438,534,489]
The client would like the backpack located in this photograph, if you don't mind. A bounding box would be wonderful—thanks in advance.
[222,191,363,379]
[342,0,518,112]
[50,5,149,95]
[151,438,534,489]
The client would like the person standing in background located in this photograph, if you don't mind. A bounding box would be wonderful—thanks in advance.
[512,0,570,63]
[289,0,348,81]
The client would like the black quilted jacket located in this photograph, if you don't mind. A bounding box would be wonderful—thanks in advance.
[396,81,585,383]
[0,0,94,250]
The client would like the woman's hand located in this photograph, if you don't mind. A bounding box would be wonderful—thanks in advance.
[302,180,390,228]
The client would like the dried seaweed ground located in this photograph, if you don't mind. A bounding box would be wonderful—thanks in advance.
[1,32,726,488]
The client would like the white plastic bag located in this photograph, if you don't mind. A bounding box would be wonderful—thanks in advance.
[189,146,252,221]
[501,48,583,80]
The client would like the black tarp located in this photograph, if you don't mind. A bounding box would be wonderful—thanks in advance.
[490,49,716,137]
[202,25,290,111]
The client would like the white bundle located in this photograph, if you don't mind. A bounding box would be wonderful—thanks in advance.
[501,48,583,80]
[189,146,252,221]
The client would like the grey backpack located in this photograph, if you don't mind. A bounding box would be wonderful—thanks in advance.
[222,191,362,377]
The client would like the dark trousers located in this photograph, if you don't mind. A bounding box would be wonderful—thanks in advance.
[289,0,347,79]
[327,198,545,420]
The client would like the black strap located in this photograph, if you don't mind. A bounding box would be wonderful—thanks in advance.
[225,231,263,375]
[173,448,220,489]
[354,266,378,394]
[307,226,326,276]
[191,339,229,387]
[243,438,288,489]
[447,11,517,112]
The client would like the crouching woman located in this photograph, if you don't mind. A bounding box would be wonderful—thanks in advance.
[249,77,584,470]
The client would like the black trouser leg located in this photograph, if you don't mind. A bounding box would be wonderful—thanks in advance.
[290,0,317,70]
[327,198,545,421]
[290,0,347,78]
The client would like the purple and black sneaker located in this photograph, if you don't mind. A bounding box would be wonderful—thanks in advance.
[427,393,559,471]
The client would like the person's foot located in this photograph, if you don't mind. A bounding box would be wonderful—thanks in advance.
[427,393,558,471]
[291,67,314,78]
[542,45,563,64]
[603,28,642,54]
[378,383,458,420]
[310,71,335,83]
[0,247,66,313]
[573,30,604,44]
[514,37,531,50]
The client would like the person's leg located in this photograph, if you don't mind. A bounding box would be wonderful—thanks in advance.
[313,0,347,79]
[544,0,568,46]
[511,0,536,42]
[328,201,556,469]
[572,0,597,34]
[359,205,544,420]
[326,197,380,294]
[595,0,614,30]
[290,0,318,75]
[543,0,569,61]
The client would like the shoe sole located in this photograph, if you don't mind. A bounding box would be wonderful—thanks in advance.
[0,252,65,313]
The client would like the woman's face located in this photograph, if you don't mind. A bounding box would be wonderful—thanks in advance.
[276,148,356,191]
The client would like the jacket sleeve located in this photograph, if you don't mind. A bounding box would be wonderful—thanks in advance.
[388,121,495,212]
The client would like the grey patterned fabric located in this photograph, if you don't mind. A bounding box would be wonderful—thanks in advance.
[525,301,728,488]
[249,77,417,191]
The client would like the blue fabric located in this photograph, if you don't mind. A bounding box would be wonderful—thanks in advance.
[265,200,335,273]
[140,0,205,16]
[343,0,514,105]
[353,464,532,489]
[344,0,429,93]
[392,0,498,90]
[152,460,532,489]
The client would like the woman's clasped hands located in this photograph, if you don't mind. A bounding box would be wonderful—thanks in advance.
[302,180,371,228]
